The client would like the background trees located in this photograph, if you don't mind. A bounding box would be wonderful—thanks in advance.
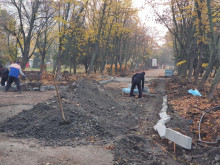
[1,0,156,75]
[0,6,18,63]
[3,0,44,69]
[150,0,219,99]
[2,0,218,98]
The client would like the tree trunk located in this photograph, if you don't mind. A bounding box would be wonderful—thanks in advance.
[55,40,63,79]
[21,52,30,69]
[74,65,76,74]
[198,59,214,90]
[100,56,106,74]
[194,55,203,83]
[199,0,220,98]
[84,56,88,73]
[88,0,107,74]
[207,67,220,99]
[110,57,114,75]
[114,57,118,74]
[188,56,196,81]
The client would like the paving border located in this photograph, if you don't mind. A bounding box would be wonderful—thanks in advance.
[154,95,192,149]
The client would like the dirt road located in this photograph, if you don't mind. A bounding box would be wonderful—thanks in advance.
[0,69,218,165]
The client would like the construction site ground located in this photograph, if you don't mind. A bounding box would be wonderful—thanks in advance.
[0,69,219,165]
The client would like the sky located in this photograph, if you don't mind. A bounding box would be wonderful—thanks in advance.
[132,0,168,45]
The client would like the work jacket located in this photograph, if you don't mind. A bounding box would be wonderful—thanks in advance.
[132,72,145,90]
[9,63,25,78]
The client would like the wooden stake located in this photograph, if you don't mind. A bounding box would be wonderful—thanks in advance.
[53,73,66,121]
[174,142,176,154]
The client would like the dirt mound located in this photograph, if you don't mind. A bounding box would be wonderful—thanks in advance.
[0,79,140,147]
[114,135,155,164]
[0,103,110,146]
[74,79,140,134]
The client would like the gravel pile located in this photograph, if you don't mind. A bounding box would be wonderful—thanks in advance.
[0,79,140,147]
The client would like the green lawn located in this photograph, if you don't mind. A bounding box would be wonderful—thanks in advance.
[24,67,86,73]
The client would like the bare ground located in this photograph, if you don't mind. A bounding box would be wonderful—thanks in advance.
[0,69,219,165]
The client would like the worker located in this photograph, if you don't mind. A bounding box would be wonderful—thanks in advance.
[130,72,145,98]
[0,65,9,86]
[5,60,26,92]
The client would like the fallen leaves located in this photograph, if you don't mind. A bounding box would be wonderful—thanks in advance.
[105,145,115,150]
[167,77,220,142]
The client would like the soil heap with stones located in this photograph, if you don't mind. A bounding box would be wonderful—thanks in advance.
[0,79,138,146]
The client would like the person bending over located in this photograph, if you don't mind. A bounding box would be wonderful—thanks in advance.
[130,72,145,98]
[5,60,26,92]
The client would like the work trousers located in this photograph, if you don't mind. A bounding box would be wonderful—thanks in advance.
[5,76,21,92]
[1,77,8,86]
[130,82,142,98]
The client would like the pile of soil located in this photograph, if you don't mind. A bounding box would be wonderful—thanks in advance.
[0,79,138,146]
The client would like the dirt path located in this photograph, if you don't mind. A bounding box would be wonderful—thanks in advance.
[0,91,56,123]
[0,69,193,165]
[0,136,113,165]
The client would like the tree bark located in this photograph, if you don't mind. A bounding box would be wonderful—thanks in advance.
[206,0,220,99]
[207,67,220,99]
[88,0,108,74]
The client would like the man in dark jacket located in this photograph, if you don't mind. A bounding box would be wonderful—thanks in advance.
[130,72,145,98]
[0,65,9,86]
[5,60,26,92]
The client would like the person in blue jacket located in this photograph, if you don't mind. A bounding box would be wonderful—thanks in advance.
[5,60,26,92]
[130,72,145,98]
[0,65,9,86]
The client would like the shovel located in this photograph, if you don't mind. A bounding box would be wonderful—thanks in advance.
[53,73,71,125]
[25,76,31,83]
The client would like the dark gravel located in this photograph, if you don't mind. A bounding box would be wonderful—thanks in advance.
[0,79,143,147]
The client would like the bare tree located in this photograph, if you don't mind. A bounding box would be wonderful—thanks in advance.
[36,0,56,72]
[3,0,43,69]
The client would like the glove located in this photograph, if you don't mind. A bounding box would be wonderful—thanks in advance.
[23,75,26,79]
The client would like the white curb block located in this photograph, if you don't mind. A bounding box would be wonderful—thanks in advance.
[162,103,167,108]
[154,123,166,138]
[161,105,168,112]
[153,95,192,149]
[158,116,171,124]
[159,112,169,118]
[165,128,192,149]
[163,95,167,104]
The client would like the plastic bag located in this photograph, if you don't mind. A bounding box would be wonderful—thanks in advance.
[188,89,202,96]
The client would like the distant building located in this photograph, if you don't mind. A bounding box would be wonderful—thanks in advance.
[29,59,33,68]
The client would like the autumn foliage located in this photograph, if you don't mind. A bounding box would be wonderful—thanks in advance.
[105,64,129,74]
[167,76,220,143]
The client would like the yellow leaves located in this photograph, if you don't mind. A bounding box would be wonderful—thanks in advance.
[176,60,186,66]
[202,63,208,68]
[212,11,218,17]
[176,17,183,21]
[212,17,217,23]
